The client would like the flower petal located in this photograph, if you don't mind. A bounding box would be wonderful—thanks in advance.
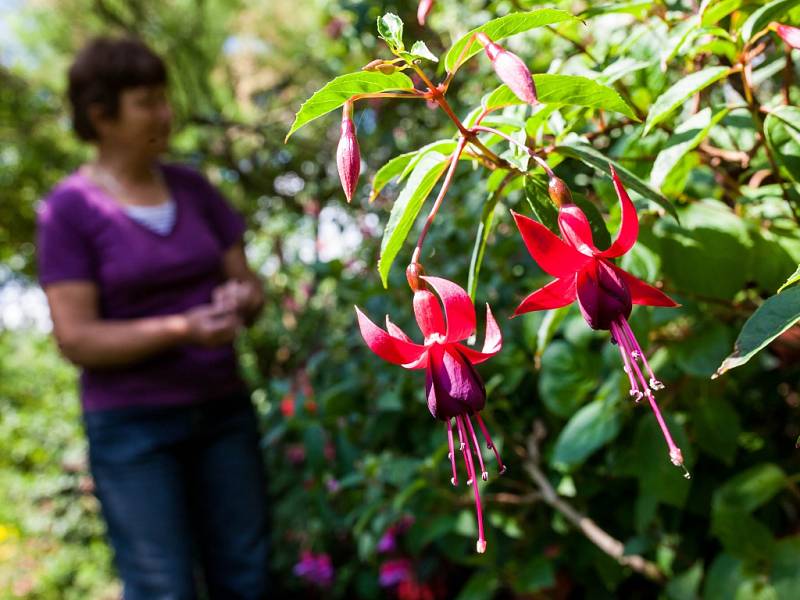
[511,211,590,278]
[426,345,486,420]
[412,290,447,338]
[575,260,631,331]
[558,205,597,256]
[457,304,502,364]
[355,307,427,365]
[608,263,679,307]
[600,166,639,258]
[386,316,414,342]
[420,276,476,343]
[512,276,577,316]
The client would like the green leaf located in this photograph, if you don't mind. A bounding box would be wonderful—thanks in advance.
[650,107,729,189]
[538,340,602,418]
[535,307,570,367]
[377,152,449,287]
[714,285,800,377]
[778,264,800,292]
[666,562,704,600]
[483,75,638,119]
[643,66,730,135]
[764,106,800,184]
[714,463,787,513]
[523,174,559,233]
[403,40,438,63]
[468,177,511,300]
[370,152,416,202]
[580,0,652,18]
[701,0,742,26]
[455,571,500,600]
[711,508,776,563]
[551,394,622,471]
[740,0,799,41]
[703,554,746,600]
[554,142,677,219]
[444,9,578,72]
[400,140,458,179]
[691,395,741,465]
[285,71,414,140]
[511,556,556,593]
[377,13,404,50]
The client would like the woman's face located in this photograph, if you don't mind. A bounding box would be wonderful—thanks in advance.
[95,84,173,157]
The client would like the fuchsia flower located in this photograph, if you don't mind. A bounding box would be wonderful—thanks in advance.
[477,32,537,106]
[511,168,689,474]
[379,558,414,587]
[355,267,504,553]
[774,22,800,49]
[337,100,360,203]
[293,551,334,587]
[417,0,434,26]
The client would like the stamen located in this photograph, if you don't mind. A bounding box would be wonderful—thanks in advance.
[611,321,641,402]
[456,417,474,486]
[446,419,458,486]
[620,319,663,390]
[644,390,686,473]
[456,416,487,554]
[456,419,466,452]
[475,413,506,475]
[465,415,489,481]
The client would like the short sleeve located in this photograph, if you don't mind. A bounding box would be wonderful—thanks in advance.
[36,192,97,286]
[196,173,247,249]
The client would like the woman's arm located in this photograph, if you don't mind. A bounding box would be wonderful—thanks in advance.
[219,242,265,326]
[45,281,242,369]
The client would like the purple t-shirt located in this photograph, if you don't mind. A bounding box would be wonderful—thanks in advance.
[36,162,248,412]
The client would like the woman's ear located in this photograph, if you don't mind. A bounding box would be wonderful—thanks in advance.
[87,103,113,139]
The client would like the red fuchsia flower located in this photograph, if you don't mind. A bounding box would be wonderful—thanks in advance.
[476,32,537,106]
[774,22,800,49]
[511,168,689,476]
[417,0,434,26]
[379,558,414,587]
[355,267,504,553]
[337,100,360,203]
[293,551,334,587]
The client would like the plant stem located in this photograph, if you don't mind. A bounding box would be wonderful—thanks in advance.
[472,125,554,177]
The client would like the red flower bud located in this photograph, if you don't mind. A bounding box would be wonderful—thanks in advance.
[775,22,800,49]
[548,176,573,207]
[476,32,537,105]
[417,0,434,26]
[336,102,360,203]
[406,262,427,292]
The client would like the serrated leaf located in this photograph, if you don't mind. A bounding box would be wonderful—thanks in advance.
[643,66,730,135]
[778,264,800,292]
[650,106,729,189]
[370,152,416,202]
[285,71,414,141]
[764,105,800,183]
[444,9,577,73]
[378,152,449,287]
[483,75,638,120]
[714,285,800,377]
[741,0,799,42]
[554,142,677,219]
[378,13,404,50]
[405,40,438,62]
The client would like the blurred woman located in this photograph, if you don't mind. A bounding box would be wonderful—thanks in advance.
[36,36,269,599]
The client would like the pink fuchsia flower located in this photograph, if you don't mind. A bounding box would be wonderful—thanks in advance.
[417,0,434,26]
[337,100,360,203]
[476,32,537,106]
[355,269,504,553]
[511,168,689,476]
[293,551,334,587]
[379,558,414,587]
[774,22,800,49]
[377,515,415,553]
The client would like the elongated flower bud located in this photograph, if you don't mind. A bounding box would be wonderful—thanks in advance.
[476,32,537,105]
[362,59,398,75]
[337,102,360,203]
[775,22,800,49]
[417,0,434,26]
[548,176,573,207]
[406,262,427,292]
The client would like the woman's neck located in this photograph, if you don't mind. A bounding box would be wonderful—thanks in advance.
[92,146,159,185]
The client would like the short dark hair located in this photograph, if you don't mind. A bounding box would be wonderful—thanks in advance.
[67,37,167,141]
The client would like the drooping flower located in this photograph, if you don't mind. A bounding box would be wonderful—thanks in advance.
[417,0,434,26]
[774,22,800,49]
[379,558,414,587]
[355,268,504,553]
[511,168,688,475]
[377,515,414,554]
[337,100,360,202]
[293,551,334,587]
[476,32,537,105]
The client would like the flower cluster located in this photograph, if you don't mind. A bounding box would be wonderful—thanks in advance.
[293,550,334,588]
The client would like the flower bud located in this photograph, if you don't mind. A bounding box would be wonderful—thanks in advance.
[476,32,537,106]
[336,102,360,203]
[406,262,427,292]
[774,22,800,49]
[548,176,573,207]
[417,0,434,26]
[362,59,398,75]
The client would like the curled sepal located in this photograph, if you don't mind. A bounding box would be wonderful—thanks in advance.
[476,32,537,106]
[421,276,476,343]
[600,166,639,258]
[457,304,503,364]
[337,101,361,202]
[417,0,434,26]
[775,22,800,49]
[355,306,426,365]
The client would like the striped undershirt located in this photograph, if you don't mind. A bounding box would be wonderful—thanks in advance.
[124,200,177,236]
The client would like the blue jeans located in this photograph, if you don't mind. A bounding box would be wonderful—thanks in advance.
[83,392,270,600]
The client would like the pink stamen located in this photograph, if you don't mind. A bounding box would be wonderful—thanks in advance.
[475,413,506,475]
[465,415,488,481]
[456,416,474,486]
[455,416,466,452]
[620,319,664,390]
[611,322,642,402]
[446,419,458,486]
[456,416,487,553]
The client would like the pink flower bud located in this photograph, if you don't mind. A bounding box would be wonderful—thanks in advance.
[476,32,537,106]
[775,22,800,49]
[336,102,360,203]
[417,0,434,26]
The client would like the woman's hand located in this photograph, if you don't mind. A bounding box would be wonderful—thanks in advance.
[212,279,264,325]
[184,303,243,347]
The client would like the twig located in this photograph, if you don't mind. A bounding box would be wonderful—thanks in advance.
[522,422,666,584]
